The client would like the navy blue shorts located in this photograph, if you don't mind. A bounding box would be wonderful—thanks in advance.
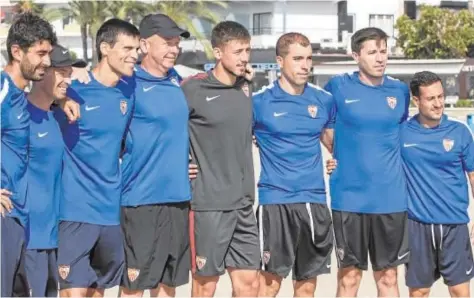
[57,221,125,289]
[406,219,474,288]
[1,216,29,297]
[25,249,58,297]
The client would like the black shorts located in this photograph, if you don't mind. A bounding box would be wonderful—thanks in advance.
[258,203,333,281]
[332,210,409,271]
[121,202,190,290]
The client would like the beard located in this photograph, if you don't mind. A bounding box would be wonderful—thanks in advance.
[20,58,44,81]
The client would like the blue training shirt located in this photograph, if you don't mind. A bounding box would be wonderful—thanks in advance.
[121,66,191,206]
[401,114,474,224]
[27,102,63,249]
[1,71,29,227]
[325,72,410,214]
[253,80,335,205]
[56,73,134,225]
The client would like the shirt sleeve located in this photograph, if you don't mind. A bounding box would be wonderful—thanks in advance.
[324,94,336,129]
[461,126,474,173]
[401,84,410,122]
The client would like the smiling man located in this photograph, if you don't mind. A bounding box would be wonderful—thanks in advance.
[402,71,474,298]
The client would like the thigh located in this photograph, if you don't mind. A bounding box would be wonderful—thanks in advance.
[121,204,170,290]
[190,210,236,276]
[369,212,409,271]
[258,204,297,279]
[294,203,333,281]
[227,205,260,272]
[439,224,474,286]
[161,202,191,288]
[57,221,100,290]
[1,216,28,297]
[332,210,370,270]
[405,219,438,288]
[92,224,125,289]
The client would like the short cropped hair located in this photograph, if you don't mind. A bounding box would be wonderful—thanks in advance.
[410,71,442,97]
[211,21,250,48]
[351,27,388,53]
[7,12,57,62]
[96,18,140,61]
[276,32,311,58]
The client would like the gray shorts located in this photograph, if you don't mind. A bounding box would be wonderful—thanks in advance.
[190,205,260,276]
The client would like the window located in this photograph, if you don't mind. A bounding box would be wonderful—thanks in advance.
[253,13,272,35]
[369,14,394,36]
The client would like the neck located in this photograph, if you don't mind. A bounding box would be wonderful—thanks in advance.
[279,76,305,95]
[4,63,30,90]
[212,62,237,86]
[417,114,441,128]
[358,70,383,86]
[91,60,121,87]
[141,56,168,78]
[28,84,54,111]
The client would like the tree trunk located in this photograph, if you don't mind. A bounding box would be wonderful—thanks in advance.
[80,23,88,63]
[90,26,97,65]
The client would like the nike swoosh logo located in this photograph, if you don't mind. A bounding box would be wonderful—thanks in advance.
[62,50,68,54]
[273,112,287,117]
[467,265,473,275]
[206,95,220,102]
[397,251,410,260]
[326,263,331,268]
[143,85,156,92]
[85,105,100,111]
[38,132,48,138]
[17,112,24,119]
[345,99,360,104]
[403,143,418,148]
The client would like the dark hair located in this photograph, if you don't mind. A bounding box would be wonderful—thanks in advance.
[276,32,310,57]
[351,27,388,53]
[96,18,140,61]
[410,71,442,97]
[211,21,250,48]
[7,12,57,62]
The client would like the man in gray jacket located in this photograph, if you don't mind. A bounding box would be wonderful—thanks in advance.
[181,21,259,297]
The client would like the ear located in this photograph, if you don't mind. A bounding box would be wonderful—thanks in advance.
[412,96,420,108]
[351,51,360,64]
[9,44,25,63]
[213,46,222,60]
[99,42,111,59]
[139,39,148,55]
[276,55,284,69]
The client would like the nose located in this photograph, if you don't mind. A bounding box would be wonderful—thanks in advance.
[63,77,72,85]
[43,54,51,68]
[130,48,139,61]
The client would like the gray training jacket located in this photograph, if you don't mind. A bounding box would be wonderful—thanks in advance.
[181,71,255,211]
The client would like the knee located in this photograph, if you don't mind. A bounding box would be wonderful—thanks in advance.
[234,274,259,296]
[260,273,282,297]
[377,268,398,289]
[339,268,362,289]
[409,287,430,297]
[192,275,218,297]
[293,279,316,297]
[60,288,88,298]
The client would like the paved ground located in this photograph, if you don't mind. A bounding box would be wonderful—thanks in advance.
[104,111,474,297]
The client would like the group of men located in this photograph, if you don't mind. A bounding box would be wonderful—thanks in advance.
[1,9,473,298]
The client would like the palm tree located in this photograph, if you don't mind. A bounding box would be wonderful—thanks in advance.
[11,0,43,15]
[146,1,227,57]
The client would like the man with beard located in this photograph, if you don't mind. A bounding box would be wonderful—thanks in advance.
[55,19,139,297]
[253,32,334,297]
[324,27,410,297]
[181,21,259,297]
[119,14,192,297]
[24,44,86,297]
[0,12,56,297]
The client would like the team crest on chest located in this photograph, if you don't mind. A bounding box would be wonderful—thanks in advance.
[443,139,454,152]
[308,105,318,118]
[171,77,180,87]
[127,268,140,282]
[120,100,127,115]
[58,265,70,280]
[386,96,397,109]
[241,82,250,97]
